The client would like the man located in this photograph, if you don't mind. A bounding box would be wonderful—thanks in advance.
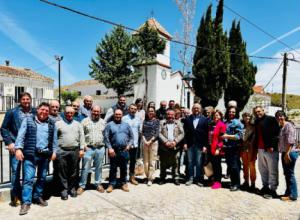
[14,102,57,215]
[77,105,106,195]
[168,100,176,110]
[71,101,85,122]
[156,100,167,120]
[122,104,142,185]
[159,109,184,185]
[183,103,208,186]
[254,106,280,199]
[104,109,134,192]
[104,95,128,122]
[49,100,61,122]
[0,92,36,206]
[79,95,93,118]
[56,106,85,200]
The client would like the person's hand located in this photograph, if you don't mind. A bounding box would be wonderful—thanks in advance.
[108,148,116,157]
[267,147,274,153]
[7,143,15,154]
[50,153,57,161]
[183,144,188,151]
[84,146,89,151]
[221,134,228,140]
[284,152,291,164]
[165,141,171,147]
[15,149,24,161]
[125,145,131,151]
[203,147,207,153]
[79,150,84,158]
[215,149,220,156]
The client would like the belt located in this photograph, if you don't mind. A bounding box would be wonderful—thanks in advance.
[60,147,78,151]
[87,145,104,149]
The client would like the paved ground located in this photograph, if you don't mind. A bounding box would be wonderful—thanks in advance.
[0,159,299,220]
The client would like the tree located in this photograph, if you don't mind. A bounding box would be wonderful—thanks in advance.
[133,21,166,106]
[192,4,220,107]
[61,90,79,104]
[89,26,140,96]
[224,20,257,112]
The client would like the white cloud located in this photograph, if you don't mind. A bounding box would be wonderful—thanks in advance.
[251,26,300,55]
[0,12,76,85]
[256,49,300,95]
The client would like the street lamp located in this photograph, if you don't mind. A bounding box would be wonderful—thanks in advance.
[54,55,63,105]
[181,71,195,109]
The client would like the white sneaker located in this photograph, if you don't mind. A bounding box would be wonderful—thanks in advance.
[147,181,153,186]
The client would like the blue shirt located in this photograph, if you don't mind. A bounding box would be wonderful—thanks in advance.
[104,121,134,149]
[224,118,244,147]
[15,117,58,153]
[122,114,141,148]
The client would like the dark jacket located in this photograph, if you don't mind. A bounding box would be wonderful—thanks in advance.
[183,114,209,149]
[0,105,36,145]
[156,108,167,120]
[23,116,55,161]
[254,115,280,151]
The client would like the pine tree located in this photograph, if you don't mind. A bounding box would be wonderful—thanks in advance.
[225,21,257,112]
[89,26,140,96]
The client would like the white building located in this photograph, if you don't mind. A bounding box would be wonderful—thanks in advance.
[64,18,195,111]
[0,62,54,111]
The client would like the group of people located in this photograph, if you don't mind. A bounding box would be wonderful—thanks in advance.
[0,93,299,216]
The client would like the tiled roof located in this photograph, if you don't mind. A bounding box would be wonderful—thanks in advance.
[137,18,172,39]
[253,85,265,94]
[0,65,54,83]
[62,79,100,89]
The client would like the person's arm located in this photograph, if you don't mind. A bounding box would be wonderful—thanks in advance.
[0,109,14,145]
[52,125,58,154]
[104,124,113,149]
[127,124,134,148]
[79,123,85,151]
[14,118,28,161]
[104,108,113,122]
[174,122,185,144]
[158,122,168,144]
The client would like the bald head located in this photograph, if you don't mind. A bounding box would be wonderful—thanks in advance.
[83,95,93,109]
[91,105,101,121]
[50,100,60,116]
[64,106,75,121]
[72,101,80,112]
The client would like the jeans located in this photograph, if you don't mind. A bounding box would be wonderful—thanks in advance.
[10,154,22,198]
[187,146,204,182]
[225,147,241,187]
[258,149,279,191]
[22,156,48,205]
[109,150,129,186]
[129,147,138,176]
[79,147,105,188]
[282,151,298,200]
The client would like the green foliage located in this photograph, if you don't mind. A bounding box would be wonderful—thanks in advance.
[89,26,141,96]
[61,90,79,104]
[224,20,257,112]
[269,93,300,109]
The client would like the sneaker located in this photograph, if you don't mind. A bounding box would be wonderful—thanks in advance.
[196,182,204,187]
[121,184,129,192]
[19,204,30,215]
[130,176,139,185]
[230,185,239,191]
[32,197,48,207]
[211,181,222,189]
[96,185,105,193]
[77,187,85,195]
[159,179,166,185]
[10,197,21,207]
[106,185,114,193]
[147,181,153,186]
[281,196,297,202]
[185,179,193,186]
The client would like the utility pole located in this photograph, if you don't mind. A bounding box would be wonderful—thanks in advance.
[55,55,63,105]
[282,53,288,112]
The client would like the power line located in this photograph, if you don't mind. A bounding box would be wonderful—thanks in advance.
[221,1,300,56]
[39,0,282,61]
[263,61,283,90]
[32,61,56,72]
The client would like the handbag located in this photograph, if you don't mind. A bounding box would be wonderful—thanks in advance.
[203,153,213,177]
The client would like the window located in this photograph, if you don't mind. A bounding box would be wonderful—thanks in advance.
[33,88,43,99]
[96,90,101,95]
[0,83,3,96]
[15,86,25,102]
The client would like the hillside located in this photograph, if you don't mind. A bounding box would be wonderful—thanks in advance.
[268,93,300,109]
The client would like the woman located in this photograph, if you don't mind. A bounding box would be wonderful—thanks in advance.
[240,112,257,192]
[142,107,160,186]
[222,106,244,191]
[275,110,299,201]
[209,110,226,189]
[147,101,156,110]
[135,98,145,121]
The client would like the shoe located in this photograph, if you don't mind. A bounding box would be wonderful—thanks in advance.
[77,187,84,195]
[281,196,297,202]
[61,190,68,200]
[211,181,222,189]
[19,204,30,215]
[106,185,114,193]
[33,197,48,207]
[185,179,193,186]
[121,184,129,192]
[196,182,204,187]
[130,176,139,185]
[147,181,153,186]
[96,185,105,193]
[159,179,166,185]
[10,197,21,207]
[230,185,239,191]
[248,184,257,193]
[224,174,230,179]
[70,188,77,198]
[174,179,180,185]
[240,182,249,191]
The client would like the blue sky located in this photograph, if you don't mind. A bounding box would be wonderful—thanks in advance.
[0,0,300,94]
